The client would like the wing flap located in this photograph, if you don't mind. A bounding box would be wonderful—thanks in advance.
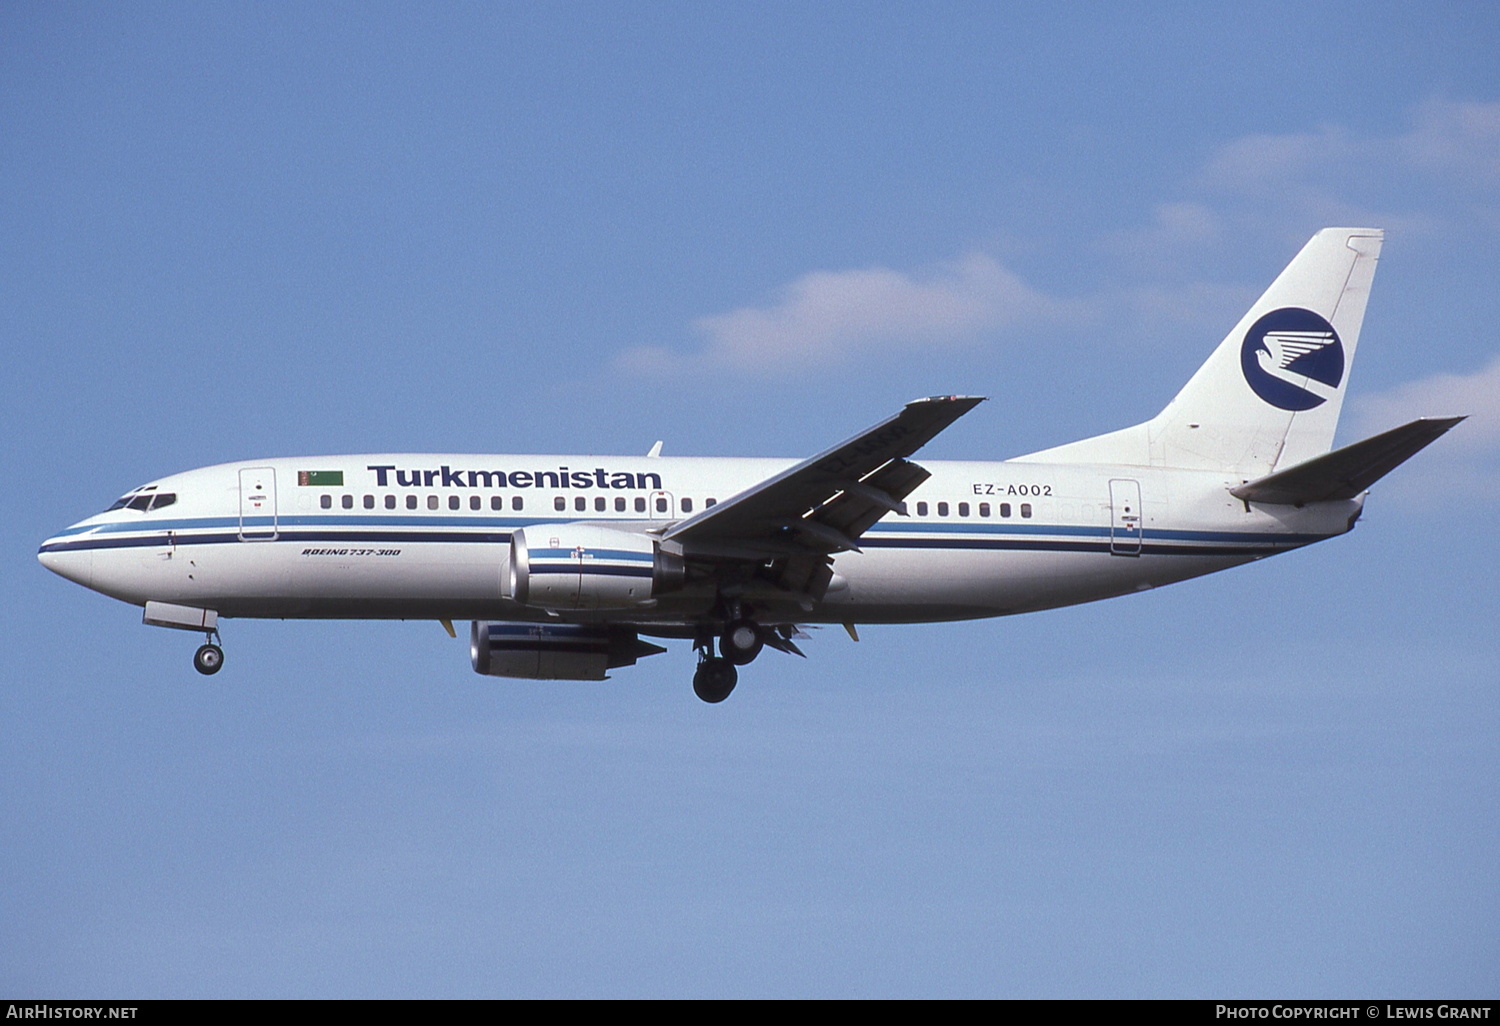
[666,395,983,551]
[1230,416,1464,506]
[809,457,931,542]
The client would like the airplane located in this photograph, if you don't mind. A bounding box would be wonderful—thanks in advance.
[38,228,1464,703]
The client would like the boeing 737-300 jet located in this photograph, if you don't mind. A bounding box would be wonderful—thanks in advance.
[39,228,1463,702]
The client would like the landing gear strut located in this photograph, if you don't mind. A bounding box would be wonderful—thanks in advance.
[692,603,769,702]
[193,631,224,676]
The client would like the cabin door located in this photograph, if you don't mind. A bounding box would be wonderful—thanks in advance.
[238,468,279,541]
[1108,478,1142,556]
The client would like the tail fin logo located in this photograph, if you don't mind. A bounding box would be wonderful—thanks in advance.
[1239,307,1345,411]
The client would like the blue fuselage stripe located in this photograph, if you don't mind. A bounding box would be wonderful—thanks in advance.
[41,522,1323,558]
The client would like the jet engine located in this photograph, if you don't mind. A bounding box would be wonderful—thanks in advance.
[505,525,684,610]
[470,621,667,680]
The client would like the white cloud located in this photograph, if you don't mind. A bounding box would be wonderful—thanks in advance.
[1114,281,1259,330]
[1187,98,1500,239]
[1348,357,1500,504]
[620,98,1500,382]
[1094,202,1227,271]
[1352,356,1500,452]
[1196,126,1356,195]
[616,252,1085,376]
[1399,99,1500,186]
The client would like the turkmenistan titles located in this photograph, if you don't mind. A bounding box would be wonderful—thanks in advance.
[366,465,663,490]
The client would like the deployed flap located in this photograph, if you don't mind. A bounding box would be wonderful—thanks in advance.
[1230,416,1464,506]
[665,395,984,557]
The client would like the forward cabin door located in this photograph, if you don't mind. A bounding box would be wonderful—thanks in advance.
[238,468,278,541]
[1108,478,1142,556]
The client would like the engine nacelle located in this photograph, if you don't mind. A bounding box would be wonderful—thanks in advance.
[505,525,684,610]
[470,621,667,680]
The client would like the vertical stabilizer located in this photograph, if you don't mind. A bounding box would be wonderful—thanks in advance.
[1148,227,1382,474]
[1015,228,1382,474]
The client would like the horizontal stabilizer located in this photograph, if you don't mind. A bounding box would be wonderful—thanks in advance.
[1230,417,1464,506]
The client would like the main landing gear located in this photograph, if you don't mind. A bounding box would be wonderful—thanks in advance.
[720,618,764,665]
[692,617,768,703]
[693,656,738,704]
[193,632,224,676]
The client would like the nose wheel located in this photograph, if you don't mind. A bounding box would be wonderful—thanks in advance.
[193,632,224,675]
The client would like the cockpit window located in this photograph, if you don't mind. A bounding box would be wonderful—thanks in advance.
[106,487,175,513]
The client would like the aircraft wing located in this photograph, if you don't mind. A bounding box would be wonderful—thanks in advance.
[1230,416,1464,506]
[663,395,984,596]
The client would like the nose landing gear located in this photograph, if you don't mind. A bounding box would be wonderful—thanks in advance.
[193,631,224,675]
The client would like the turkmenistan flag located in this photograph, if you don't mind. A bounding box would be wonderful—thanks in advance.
[298,470,344,486]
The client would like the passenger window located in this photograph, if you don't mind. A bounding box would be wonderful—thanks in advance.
[958,502,970,517]
[635,497,646,513]
[427,495,439,510]
[448,495,460,511]
[385,495,396,510]
[916,501,928,516]
[614,497,626,512]
[681,498,693,513]
[1000,503,1011,518]
[575,496,586,512]
[469,495,480,511]
[340,494,352,509]
[655,497,668,513]
[320,494,332,510]
[979,502,990,517]
[554,496,566,512]
[595,497,606,512]
[512,496,523,511]
[407,495,418,510]
[1020,503,1032,518]
[706,498,716,507]
[363,494,374,509]
[491,496,503,511]
[937,502,949,517]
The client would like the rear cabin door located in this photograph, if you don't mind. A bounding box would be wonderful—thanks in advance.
[1108,478,1142,556]
[238,468,278,541]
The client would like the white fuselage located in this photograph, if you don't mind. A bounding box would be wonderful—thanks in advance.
[38,453,1360,627]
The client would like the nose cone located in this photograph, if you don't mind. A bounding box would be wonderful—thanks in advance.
[38,538,93,588]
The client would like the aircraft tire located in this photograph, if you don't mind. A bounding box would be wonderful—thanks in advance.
[720,619,763,666]
[193,644,224,676]
[693,657,737,703]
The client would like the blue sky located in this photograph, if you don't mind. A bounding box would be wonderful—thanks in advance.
[3,2,1497,997]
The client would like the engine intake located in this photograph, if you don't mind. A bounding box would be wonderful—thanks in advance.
[470,621,667,680]
[506,525,684,610]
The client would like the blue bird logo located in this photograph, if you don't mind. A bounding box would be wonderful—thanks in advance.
[1239,307,1345,411]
